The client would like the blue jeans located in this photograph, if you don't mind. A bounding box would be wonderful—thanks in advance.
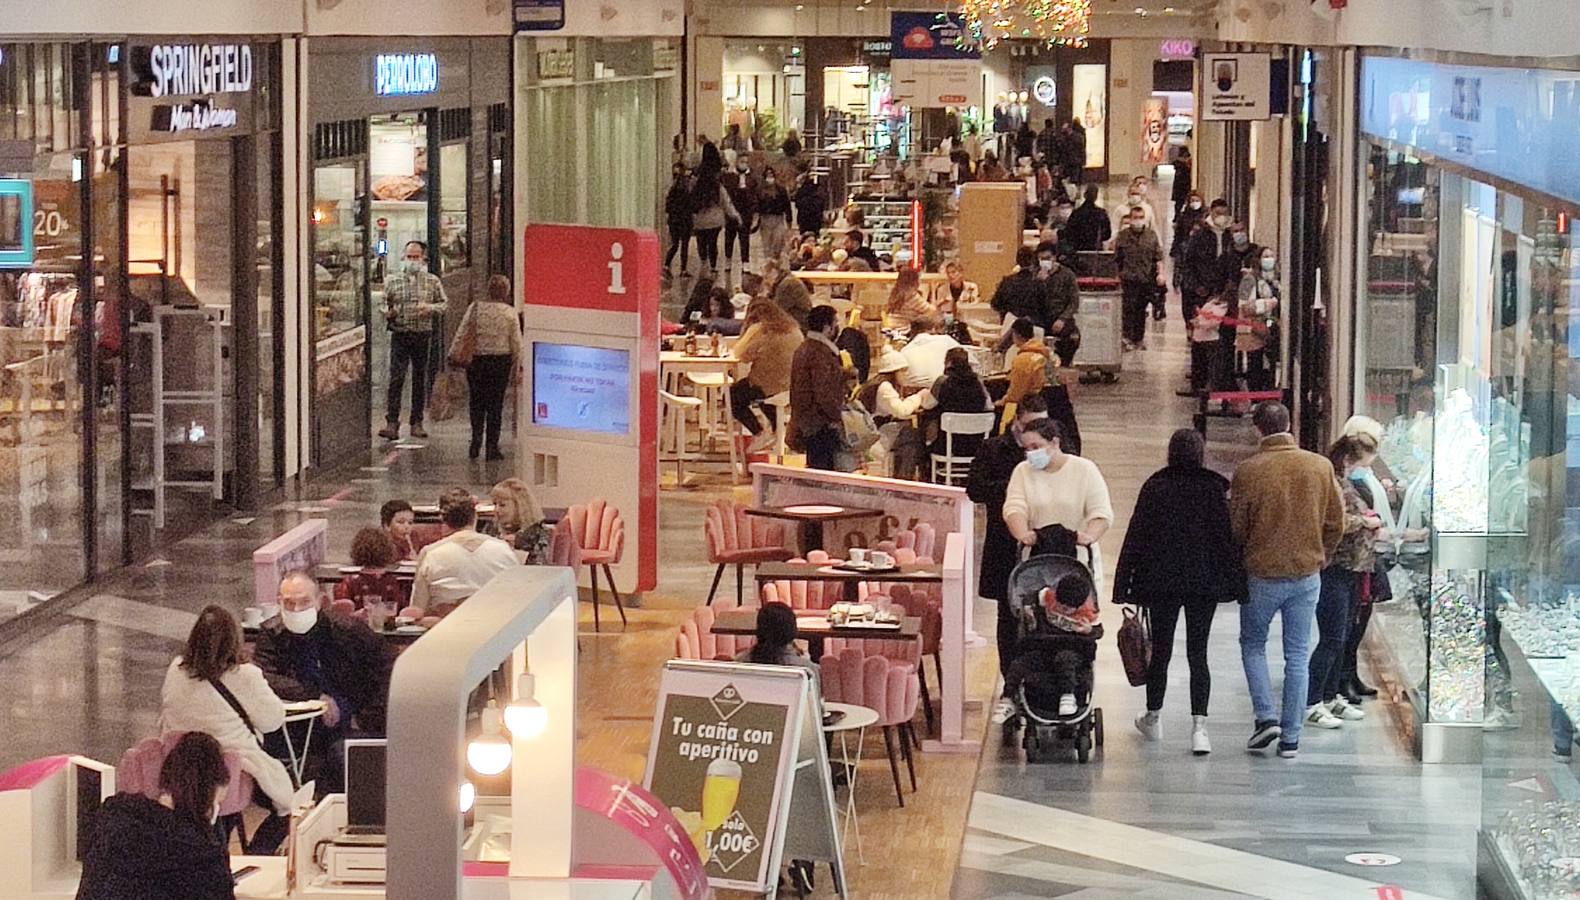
[1240,573,1320,746]
[1306,568,1357,707]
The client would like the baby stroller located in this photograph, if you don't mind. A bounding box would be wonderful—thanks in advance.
[1003,553,1105,763]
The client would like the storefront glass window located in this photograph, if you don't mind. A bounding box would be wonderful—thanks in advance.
[256,135,278,486]
[92,147,124,574]
[438,140,468,271]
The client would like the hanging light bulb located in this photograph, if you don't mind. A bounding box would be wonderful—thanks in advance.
[503,673,548,740]
[467,701,512,776]
[458,781,476,814]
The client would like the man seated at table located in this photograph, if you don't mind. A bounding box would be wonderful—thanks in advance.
[898,327,963,389]
[255,571,391,791]
[410,487,519,614]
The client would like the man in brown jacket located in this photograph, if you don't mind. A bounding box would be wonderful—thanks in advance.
[1229,401,1344,760]
[789,305,847,470]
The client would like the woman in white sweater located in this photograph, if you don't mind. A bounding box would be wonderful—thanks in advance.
[1003,419,1114,588]
[159,605,293,853]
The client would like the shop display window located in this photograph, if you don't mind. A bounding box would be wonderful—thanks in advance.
[438,140,469,271]
[313,161,367,344]
[1358,140,1580,898]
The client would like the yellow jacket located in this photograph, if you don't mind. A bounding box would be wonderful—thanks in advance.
[1228,434,1346,578]
[1004,339,1052,407]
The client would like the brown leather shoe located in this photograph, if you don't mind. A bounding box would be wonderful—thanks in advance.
[377,424,400,441]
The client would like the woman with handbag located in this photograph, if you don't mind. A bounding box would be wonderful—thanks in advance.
[1113,429,1244,756]
[158,605,293,854]
[450,275,523,460]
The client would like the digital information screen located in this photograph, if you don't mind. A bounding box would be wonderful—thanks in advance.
[531,342,631,435]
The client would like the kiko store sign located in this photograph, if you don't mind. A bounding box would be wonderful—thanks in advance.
[129,42,260,141]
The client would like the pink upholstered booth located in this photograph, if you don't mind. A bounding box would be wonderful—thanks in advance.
[674,605,758,661]
[704,500,794,607]
[819,648,920,806]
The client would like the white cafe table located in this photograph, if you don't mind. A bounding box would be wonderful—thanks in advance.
[281,699,326,784]
[822,701,880,865]
[659,350,743,482]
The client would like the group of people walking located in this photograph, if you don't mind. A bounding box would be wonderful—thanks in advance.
[979,398,1387,760]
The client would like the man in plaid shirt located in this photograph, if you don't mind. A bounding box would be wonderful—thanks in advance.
[379,240,448,440]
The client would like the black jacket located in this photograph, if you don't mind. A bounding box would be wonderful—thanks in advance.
[990,269,1053,329]
[967,434,1026,601]
[254,612,391,733]
[794,182,826,234]
[723,171,759,225]
[759,184,792,219]
[1183,225,1235,298]
[1064,201,1111,251]
[76,794,235,900]
[664,178,693,228]
[1113,465,1246,605]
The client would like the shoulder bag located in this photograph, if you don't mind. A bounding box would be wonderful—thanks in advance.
[1116,605,1152,687]
[209,677,269,751]
[447,304,478,369]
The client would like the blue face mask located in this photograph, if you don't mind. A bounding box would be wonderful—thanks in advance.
[1348,467,1371,483]
[1025,447,1052,470]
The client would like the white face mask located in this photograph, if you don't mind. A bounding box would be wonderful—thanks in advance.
[1190,199,1203,210]
[281,606,318,635]
[1038,259,1055,273]
[1261,257,1276,272]
[1130,221,1145,232]
[1212,214,1231,229]
[402,259,424,275]
[1128,193,1142,203]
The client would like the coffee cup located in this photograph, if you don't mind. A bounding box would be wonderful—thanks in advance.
[869,550,894,569]
[848,548,869,566]
[241,606,263,628]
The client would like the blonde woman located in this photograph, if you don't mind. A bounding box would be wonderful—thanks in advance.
[491,478,550,564]
[731,297,805,446]
[451,275,523,460]
[884,266,938,332]
[931,260,981,316]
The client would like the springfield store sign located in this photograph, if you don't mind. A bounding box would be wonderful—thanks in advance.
[132,43,256,137]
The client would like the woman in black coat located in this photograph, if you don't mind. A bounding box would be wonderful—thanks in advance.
[77,732,237,900]
[1113,428,1244,756]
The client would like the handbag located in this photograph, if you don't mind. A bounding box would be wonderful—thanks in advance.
[428,368,466,422]
[447,305,478,369]
[1116,605,1152,687]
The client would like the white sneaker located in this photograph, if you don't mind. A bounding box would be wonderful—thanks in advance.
[1134,710,1161,741]
[746,431,775,453]
[1057,694,1077,717]
[1306,703,1343,729]
[1191,715,1211,756]
[992,698,1016,724]
[1328,696,1366,721]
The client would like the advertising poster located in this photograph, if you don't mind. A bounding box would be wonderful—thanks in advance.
[531,342,631,435]
[644,663,805,892]
[1141,97,1169,165]
[1071,64,1107,168]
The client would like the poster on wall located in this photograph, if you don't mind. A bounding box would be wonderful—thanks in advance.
[1141,97,1169,165]
[644,663,814,892]
[1071,64,1106,168]
[1203,52,1271,121]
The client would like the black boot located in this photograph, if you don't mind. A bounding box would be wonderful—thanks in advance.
[1350,676,1379,698]
[469,435,482,459]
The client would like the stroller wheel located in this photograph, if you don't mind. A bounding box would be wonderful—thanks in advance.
[1093,708,1105,747]
[1076,735,1092,764]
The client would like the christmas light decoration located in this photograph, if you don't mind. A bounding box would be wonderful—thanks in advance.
[954,0,1092,49]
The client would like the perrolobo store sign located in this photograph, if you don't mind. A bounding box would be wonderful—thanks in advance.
[129,41,262,141]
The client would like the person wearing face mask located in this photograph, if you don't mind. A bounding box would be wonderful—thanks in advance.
[1170,191,1207,304]
[788,305,850,470]
[1114,176,1158,237]
[757,168,792,270]
[1113,206,1164,351]
[1171,147,1194,213]
[378,240,449,441]
[77,732,238,900]
[1178,200,1234,396]
[722,158,759,287]
[664,164,694,277]
[1236,246,1281,391]
[1036,247,1082,366]
[254,572,390,789]
[968,395,1050,720]
[1003,416,1113,590]
[1212,224,1260,391]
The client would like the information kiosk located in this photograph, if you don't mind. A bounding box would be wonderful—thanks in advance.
[519,224,660,595]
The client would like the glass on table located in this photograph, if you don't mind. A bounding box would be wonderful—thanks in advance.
[366,600,390,632]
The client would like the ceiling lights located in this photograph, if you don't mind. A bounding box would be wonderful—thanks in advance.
[958,0,1093,49]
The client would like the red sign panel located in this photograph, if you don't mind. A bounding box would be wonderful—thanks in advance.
[523,224,661,315]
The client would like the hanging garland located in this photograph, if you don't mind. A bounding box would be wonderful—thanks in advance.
[955,0,1093,49]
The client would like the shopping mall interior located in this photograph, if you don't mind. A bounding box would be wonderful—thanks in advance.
[0,0,1577,898]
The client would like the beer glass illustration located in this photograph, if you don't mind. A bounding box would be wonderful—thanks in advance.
[702,758,743,835]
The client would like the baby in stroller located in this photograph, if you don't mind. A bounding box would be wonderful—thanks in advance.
[1005,565,1103,718]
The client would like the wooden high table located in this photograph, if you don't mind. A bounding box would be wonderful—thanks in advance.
[659,349,743,482]
[745,504,884,554]
[710,606,921,662]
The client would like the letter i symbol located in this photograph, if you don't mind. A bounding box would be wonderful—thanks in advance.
[607,242,627,295]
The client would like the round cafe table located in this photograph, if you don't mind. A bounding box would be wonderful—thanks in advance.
[823,701,879,865]
[280,699,326,785]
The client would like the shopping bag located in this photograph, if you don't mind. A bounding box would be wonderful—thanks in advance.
[447,305,478,369]
[428,369,466,422]
[1116,605,1151,687]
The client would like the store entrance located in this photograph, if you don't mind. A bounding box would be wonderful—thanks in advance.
[367,112,432,436]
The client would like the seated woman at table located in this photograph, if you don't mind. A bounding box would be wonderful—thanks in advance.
[730,297,804,450]
[335,528,408,613]
[381,499,425,561]
[883,266,939,333]
[76,732,237,900]
[737,602,819,684]
[924,347,993,463]
[157,605,293,855]
[686,286,743,337]
[491,477,551,564]
[929,259,981,317]
[858,347,930,480]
